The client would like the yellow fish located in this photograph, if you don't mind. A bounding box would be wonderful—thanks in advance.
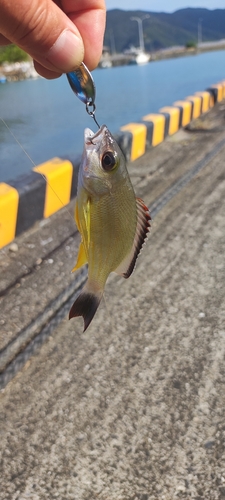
[69,125,150,330]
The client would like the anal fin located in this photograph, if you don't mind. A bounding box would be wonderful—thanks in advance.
[75,199,81,232]
[72,241,87,272]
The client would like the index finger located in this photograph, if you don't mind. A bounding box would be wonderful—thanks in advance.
[59,0,106,70]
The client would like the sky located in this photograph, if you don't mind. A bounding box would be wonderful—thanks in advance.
[105,0,225,12]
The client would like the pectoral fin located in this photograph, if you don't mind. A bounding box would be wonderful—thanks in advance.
[83,197,91,247]
[73,196,91,272]
[72,241,87,272]
[115,197,151,278]
[75,200,81,232]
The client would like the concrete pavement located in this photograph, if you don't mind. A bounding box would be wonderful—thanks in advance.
[0,103,225,499]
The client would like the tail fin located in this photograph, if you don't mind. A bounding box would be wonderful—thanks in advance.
[69,286,102,331]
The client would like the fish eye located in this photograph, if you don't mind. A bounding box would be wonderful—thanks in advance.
[101,151,117,171]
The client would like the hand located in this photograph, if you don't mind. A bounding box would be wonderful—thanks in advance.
[0,0,106,78]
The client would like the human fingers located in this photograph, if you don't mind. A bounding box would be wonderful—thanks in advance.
[60,0,106,70]
[0,0,84,77]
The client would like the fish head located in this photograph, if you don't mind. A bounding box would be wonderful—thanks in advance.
[79,125,127,195]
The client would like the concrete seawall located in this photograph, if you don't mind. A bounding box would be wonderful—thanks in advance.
[0,80,225,250]
[1,98,225,497]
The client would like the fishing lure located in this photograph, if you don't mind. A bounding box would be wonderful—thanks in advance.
[67,63,100,128]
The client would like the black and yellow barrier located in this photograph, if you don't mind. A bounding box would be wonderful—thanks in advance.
[222,81,225,98]
[185,95,202,119]
[33,158,74,218]
[120,123,147,161]
[0,183,19,249]
[142,114,166,147]
[207,83,224,103]
[159,106,180,136]
[195,91,214,112]
[0,158,79,249]
[172,100,192,127]
[119,79,225,161]
[1,79,225,249]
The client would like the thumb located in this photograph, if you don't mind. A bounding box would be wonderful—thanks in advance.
[0,0,84,76]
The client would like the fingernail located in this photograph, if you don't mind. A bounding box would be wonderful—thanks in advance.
[47,30,84,72]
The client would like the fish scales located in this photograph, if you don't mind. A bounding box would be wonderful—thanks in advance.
[69,125,150,331]
[87,187,137,274]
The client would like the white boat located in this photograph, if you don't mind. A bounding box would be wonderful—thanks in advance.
[134,51,150,65]
[128,48,150,65]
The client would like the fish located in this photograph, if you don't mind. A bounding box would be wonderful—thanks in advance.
[69,124,151,331]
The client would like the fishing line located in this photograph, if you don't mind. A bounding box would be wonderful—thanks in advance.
[0,117,76,225]
[1,117,38,169]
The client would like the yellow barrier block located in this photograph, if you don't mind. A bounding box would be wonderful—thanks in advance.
[0,183,19,249]
[221,80,225,98]
[120,123,147,161]
[209,93,215,107]
[195,91,211,113]
[159,106,180,135]
[210,83,223,102]
[185,95,202,119]
[33,158,73,218]
[173,100,192,126]
[142,114,165,147]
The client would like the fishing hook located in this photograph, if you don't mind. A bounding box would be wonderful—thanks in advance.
[86,101,100,129]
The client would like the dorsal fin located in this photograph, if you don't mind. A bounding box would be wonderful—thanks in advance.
[115,198,151,279]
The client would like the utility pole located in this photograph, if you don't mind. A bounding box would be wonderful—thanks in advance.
[198,18,202,46]
[110,29,116,55]
[131,15,150,52]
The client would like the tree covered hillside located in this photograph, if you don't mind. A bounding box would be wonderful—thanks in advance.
[104,8,225,52]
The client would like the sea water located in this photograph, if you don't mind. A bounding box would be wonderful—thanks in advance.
[0,49,225,182]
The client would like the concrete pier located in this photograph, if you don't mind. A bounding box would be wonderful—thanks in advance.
[0,99,225,498]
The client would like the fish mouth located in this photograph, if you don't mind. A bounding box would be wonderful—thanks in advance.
[84,127,95,144]
[84,125,113,150]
